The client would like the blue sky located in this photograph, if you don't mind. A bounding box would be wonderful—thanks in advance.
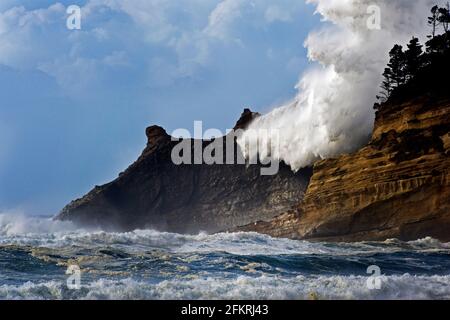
[0,0,320,215]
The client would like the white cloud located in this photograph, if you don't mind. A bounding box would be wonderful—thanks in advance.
[0,0,310,92]
[205,0,244,40]
[0,4,66,67]
[265,5,292,23]
[38,57,100,94]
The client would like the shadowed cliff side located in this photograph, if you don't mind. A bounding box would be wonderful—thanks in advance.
[56,110,312,233]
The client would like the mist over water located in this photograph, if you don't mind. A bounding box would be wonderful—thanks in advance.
[1,213,450,300]
[239,0,441,171]
[0,213,81,237]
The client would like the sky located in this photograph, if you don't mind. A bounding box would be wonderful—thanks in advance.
[0,0,321,215]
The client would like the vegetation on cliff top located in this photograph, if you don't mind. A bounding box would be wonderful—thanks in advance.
[376,3,450,107]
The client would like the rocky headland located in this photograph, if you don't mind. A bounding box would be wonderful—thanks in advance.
[57,41,450,242]
[56,110,312,233]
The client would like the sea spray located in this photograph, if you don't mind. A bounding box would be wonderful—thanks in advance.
[238,0,442,171]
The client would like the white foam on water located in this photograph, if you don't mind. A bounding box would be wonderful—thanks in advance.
[1,214,450,300]
[1,213,449,256]
[1,274,450,300]
[0,213,81,236]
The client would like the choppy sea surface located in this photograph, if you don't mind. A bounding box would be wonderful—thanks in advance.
[1,213,450,300]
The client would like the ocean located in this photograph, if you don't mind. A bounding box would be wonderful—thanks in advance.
[1,213,450,300]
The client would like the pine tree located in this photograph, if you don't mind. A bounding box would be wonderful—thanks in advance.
[427,3,450,53]
[438,3,450,33]
[387,45,406,87]
[405,37,424,79]
[377,68,394,102]
[428,5,440,39]
[439,3,450,52]
[378,4,450,105]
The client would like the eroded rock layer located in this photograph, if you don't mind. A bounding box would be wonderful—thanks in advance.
[238,97,450,242]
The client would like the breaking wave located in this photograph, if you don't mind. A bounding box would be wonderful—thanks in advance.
[1,212,448,255]
[2,275,450,300]
[1,213,450,300]
[0,212,81,236]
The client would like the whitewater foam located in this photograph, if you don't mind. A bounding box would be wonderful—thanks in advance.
[2,274,450,300]
[1,214,450,300]
[0,213,81,236]
[1,213,449,256]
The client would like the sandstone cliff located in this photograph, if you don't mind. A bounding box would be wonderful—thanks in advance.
[238,96,450,242]
[56,110,312,233]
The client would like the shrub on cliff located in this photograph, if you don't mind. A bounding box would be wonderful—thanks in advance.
[377,3,450,106]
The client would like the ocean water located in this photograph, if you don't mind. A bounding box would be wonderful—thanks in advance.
[0,213,450,300]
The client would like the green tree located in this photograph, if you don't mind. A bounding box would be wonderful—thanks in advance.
[428,5,440,39]
[387,45,406,87]
[427,4,450,53]
[438,3,450,33]
[377,68,394,102]
[378,4,450,105]
[404,37,424,79]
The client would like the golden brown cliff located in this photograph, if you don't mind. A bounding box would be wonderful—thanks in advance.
[238,96,450,242]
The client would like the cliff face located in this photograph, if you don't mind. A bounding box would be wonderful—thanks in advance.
[56,110,312,233]
[238,97,450,242]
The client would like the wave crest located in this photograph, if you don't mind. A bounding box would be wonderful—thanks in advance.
[2,274,450,300]
[0,213,80,236]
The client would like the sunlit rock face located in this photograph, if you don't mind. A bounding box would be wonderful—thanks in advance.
[238,96,450,242]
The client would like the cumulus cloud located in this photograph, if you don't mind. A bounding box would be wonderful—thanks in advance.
[0,0,307,91]
[0,0,315,121]
[239,0,444,171]
[0,4,65,67]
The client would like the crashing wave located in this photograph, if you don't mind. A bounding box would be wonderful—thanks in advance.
[1,213,449,256]
[1,274,450,300]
